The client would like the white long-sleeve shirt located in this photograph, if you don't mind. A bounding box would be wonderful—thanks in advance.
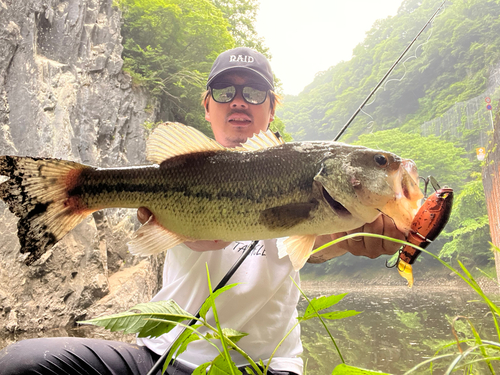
[138,239,303,374]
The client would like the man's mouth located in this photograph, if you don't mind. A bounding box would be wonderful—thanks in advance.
[228,113,252,126]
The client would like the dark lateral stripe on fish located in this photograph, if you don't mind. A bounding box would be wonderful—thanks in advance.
[69,162,316,207]
[72,175,312,206]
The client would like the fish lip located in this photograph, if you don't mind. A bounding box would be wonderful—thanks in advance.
[321,186,351,217]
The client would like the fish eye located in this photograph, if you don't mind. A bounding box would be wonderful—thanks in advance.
[374,154,388,167]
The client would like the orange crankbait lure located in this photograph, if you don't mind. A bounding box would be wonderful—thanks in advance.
[397,178,453,287]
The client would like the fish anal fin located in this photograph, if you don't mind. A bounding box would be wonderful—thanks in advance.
[279,235,317,271]
[128,217,187,256]
[235,129,285,151]
[260,201,318,230]
[146,122,226,164]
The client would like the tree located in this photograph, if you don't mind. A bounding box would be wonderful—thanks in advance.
[211,0,269,56]
[117,0,234,133]
[439,176,492,266]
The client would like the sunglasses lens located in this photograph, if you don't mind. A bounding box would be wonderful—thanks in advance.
[242,86,267,104]
[211,84,236,103]
[211,83,268,105]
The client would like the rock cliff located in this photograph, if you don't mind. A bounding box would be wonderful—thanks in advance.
[0,0,163,347]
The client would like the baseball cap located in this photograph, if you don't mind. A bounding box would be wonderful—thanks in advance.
[207,47,274,90]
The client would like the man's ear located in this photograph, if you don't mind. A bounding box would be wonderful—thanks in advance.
[204,98,210,122]
[269,109,275,123]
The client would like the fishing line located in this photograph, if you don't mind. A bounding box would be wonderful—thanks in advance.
[146,240,259,375]
[360,13,440,133]
[334,0,448,142]
[361,4,444,113]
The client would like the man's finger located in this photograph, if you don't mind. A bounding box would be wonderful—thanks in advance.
[381,215,406,254]
[362,216,384,258]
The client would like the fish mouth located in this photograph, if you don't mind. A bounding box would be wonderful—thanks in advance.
[322,186,351,217]
[379,158,424,234]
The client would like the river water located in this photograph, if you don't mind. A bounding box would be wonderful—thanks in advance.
[299,282,500,374]
[1,282,499,374]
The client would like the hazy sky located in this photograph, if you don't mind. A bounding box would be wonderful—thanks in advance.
[255,0,404,95]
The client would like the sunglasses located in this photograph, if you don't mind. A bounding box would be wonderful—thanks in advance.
[210,82,269,105]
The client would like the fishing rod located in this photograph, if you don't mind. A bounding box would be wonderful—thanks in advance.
[146,240,259,375]
[148,3,447,373]
[334,0,447,141]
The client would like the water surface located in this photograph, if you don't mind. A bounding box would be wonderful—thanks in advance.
[299,282,500,374]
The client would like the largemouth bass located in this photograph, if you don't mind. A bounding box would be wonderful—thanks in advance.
[0,122,423,270]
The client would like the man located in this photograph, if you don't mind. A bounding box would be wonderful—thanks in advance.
[0,47,404,375]
[136,47,404,374]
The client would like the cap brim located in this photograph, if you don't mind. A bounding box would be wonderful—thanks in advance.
[207,67,274,90]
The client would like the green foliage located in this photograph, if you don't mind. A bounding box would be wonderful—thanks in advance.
[279,0,500,145]
[440,176,492,265]
[79,299,194,337]
[300,293,361,322]
[81,269,362,374]
[117,0,234,133]
[211,0,269,55]
[269,116,293,142]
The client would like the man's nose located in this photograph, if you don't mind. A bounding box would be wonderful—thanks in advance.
[230,90,248,108]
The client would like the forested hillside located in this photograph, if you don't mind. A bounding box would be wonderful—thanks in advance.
[281,0,497,275]
[116,0,494,274]
[279,0,500,143]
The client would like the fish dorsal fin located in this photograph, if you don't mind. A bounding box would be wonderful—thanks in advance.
[236,130,285,151]
[146,122,226,164]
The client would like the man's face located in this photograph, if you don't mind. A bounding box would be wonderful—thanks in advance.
[205,71,275,148]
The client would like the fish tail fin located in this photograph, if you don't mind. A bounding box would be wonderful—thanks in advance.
[397,259,414,288]
[0,155,93,265]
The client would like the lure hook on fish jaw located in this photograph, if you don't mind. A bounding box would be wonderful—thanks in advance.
[419,175,442,198]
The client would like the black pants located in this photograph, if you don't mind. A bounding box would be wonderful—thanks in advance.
[0,337,298,375]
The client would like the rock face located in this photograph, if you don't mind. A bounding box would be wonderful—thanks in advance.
[0,0,163,345]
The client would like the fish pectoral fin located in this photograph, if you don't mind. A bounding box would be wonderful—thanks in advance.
[235,129,285,151]
[280,235,317,271]
[128,217,187,256]
[146,122,226,164]
[260,201,318,230]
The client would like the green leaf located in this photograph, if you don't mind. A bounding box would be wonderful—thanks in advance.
[206,328,249,343]
[302,293,349,319]
[163,327,203,374]
[199,283,241,320]
[193,363,211,375]
[78,300,194,338]
[178,331,203,355]
[207,354,242,375]
[331,364,393,374]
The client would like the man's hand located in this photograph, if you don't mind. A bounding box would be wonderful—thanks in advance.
[137,207,230,251]
[308,215,405,263]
